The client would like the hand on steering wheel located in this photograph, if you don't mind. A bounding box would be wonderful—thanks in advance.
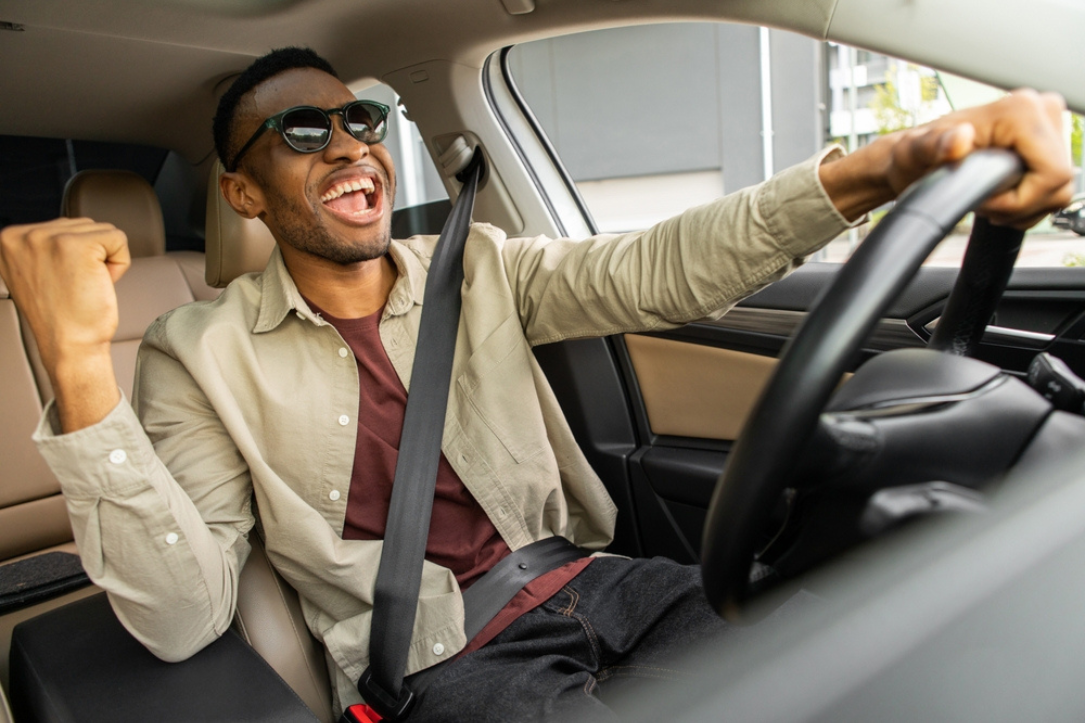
[701,151,1045,621]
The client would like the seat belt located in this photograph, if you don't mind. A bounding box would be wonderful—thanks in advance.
[347,149,590,723]
[351,148,483,722]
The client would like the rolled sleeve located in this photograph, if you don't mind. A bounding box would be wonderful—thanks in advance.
[760,144,856,259]
[32,392,252,662]
[35,394,159,500]
[500,148,855,345]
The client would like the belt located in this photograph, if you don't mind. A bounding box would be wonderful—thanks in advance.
[407,537,590,693]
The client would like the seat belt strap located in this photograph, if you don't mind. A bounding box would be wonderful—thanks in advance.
[460,536,587,640]
[357,149,483,722]
[346,538,590,723]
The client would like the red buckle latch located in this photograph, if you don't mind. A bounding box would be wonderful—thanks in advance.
[342,703,383,723]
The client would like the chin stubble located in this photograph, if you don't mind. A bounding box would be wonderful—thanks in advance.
[270,186,394,265]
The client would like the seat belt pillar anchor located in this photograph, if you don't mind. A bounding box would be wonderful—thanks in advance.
[455,146,485,185]
[358,666,415,721]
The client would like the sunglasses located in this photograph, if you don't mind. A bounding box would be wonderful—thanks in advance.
[229,100,390,172]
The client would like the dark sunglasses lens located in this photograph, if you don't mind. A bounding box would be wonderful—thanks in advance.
[345,103,387,143]
[281,108,332,151]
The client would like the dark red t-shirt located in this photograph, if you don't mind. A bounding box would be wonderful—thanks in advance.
[311,300,591,651]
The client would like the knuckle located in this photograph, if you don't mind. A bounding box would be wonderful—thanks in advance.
[1039,91,1067,111]
[1008,87,1040,105]
[1055,185,1074,207]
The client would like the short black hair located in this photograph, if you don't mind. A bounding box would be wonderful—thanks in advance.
[213,47,338,169]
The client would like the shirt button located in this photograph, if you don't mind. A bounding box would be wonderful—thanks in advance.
[109,449,127,464]
[432,643,445,656]
[338,347,349,358]
[329,490,341,501]
[165,532,179,545]
[338,414,350,426]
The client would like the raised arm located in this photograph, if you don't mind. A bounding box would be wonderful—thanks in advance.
[0,218,128,431]
[0,218,253,661]
[500,90,1073,345]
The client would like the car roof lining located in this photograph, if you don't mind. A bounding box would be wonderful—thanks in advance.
[2,0,840,162]
[6,0,1083,162]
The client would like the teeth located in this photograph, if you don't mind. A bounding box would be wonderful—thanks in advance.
[321,177,376,202]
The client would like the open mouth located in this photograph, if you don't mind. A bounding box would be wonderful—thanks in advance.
[319,174,381,219]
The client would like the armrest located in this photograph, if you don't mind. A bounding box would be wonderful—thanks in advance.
[9,593,319,722]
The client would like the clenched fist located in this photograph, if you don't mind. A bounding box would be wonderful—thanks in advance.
[0,217,131,431]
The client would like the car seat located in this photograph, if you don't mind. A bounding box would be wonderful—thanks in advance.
[204,160,336,721]
[0,168,229,702]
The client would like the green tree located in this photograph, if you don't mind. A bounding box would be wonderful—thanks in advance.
[1072,114,1082,169]
[870,63,943,136]
[870,79,912,135]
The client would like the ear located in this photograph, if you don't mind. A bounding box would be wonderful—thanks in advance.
[219,171,265,219]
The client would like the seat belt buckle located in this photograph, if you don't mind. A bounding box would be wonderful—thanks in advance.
[342,703,384,723]
[357,666,415,721]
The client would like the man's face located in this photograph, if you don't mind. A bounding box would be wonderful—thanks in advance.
[231,67,397,266]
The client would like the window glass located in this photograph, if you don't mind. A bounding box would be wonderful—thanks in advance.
[0,135,210,250]
[507,25,1085,268]
[356,85,447,209]
[355,84,450,237]
[0,136,167,228]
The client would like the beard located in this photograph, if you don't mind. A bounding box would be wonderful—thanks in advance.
[258,171,395,265]
[278,212,392,265]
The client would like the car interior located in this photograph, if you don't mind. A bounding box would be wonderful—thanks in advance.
[3,0,1085,721]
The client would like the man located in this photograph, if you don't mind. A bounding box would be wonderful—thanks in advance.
[0,47,1072,721]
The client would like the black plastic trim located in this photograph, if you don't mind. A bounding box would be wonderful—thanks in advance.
[496,46,598,235]
[481,49,567,238]
[10,593,319,722]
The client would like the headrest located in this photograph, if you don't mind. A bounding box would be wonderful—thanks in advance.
[205,160,277,288]
[62,170,166,258]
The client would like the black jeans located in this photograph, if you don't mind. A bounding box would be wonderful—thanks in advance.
[409,556,737,722]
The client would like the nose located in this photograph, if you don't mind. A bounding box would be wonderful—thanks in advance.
[323,113,368,164]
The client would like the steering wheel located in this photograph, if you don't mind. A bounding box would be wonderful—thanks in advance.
[700,150,1029,621]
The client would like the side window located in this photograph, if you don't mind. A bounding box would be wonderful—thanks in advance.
[507,24,823,234]
[507,25,1085,269]
[357,84,450,237]
[0,136,167,229]
[0,135,207,251]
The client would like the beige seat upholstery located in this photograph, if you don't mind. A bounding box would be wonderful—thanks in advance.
[204,163,335,722]
[0,276,99,695]
[62,169,167,258]
[237,536,334,722]
[0,277,74,570]
[1,169,221,696]
[205,160,276,288]
[17,170,224,401]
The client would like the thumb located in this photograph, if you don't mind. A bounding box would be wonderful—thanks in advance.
[937,122,976,163]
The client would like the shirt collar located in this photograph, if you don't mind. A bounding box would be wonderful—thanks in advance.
[253,240,427,334]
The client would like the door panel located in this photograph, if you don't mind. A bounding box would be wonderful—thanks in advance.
[538,262,1085,563]
[624,335,777,440]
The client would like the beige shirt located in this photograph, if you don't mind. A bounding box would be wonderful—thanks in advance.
[34,149,850,713]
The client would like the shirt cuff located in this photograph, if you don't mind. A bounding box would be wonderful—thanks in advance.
[34,393,159,500]
[758,144,858,259]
